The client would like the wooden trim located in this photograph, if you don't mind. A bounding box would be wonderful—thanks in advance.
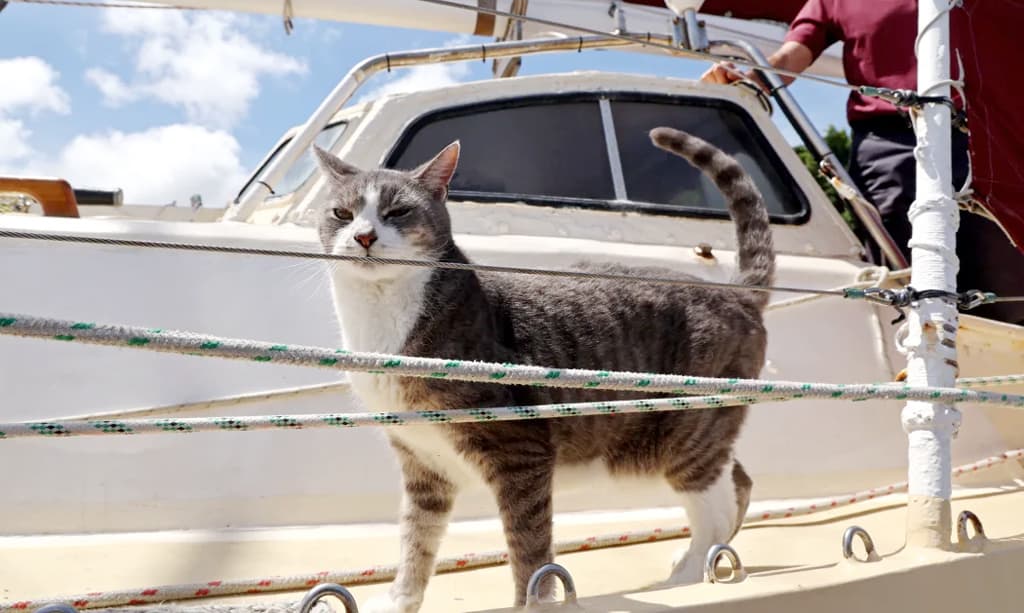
[472,0,496,36]
[0,177,80,218]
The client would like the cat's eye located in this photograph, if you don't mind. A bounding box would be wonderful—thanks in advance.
[383,207,414,221]
[332,208,353,222]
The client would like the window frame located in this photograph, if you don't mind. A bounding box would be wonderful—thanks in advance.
[236,120,349,203]
[382,92,811,225]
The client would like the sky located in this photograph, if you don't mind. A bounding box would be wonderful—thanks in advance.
[0,2,849,208]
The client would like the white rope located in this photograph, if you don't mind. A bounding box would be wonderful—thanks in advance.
[2,313,1024,409]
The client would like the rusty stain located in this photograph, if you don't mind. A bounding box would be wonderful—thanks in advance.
[693,243,715,259]
[941,338,956,348]
[895,369,908,382]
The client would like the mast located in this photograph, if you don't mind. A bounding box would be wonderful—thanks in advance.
[902,0,961,549]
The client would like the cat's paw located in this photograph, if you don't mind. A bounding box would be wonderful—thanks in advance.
[665,546,704,586]
[359,592,421,613]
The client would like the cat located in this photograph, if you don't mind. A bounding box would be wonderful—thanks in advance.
[313,127,774,612]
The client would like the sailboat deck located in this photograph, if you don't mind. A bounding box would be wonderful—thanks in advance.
[4,486,1024,612]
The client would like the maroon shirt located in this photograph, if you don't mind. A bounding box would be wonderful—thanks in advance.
[784,0,963,123]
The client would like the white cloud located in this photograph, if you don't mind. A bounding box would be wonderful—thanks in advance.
[0,57,70,168]
[0,56,71,116]
[0,119,34,165]
[87,9,307,127]
[52,124,248,206]
[0,55,246,207]
[85,67,135,106]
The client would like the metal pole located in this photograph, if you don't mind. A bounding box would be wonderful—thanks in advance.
[709,40,909,270]
[901,0,961,550]
[223,35,635,221]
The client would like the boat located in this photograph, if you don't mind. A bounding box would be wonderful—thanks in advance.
[3,1,1024,611]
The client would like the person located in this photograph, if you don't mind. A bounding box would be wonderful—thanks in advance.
[701,0,1024,325]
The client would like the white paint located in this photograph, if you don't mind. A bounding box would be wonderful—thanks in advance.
[669,458,741,584]
[900,0,961,503]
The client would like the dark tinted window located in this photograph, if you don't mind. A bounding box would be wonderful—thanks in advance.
[387,100,614,201]
[612,99,805,219]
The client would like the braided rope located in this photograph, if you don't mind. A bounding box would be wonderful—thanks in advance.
[2,313,1024,409]
[954,374,1024,388]
[0,395,762,440]
[5,447,1021,612]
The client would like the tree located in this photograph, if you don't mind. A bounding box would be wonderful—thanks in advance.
[793,125,858,229]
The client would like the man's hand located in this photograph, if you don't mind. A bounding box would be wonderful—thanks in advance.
[699,42,815,90]
[700,61,744,85]
[700,61,770,93]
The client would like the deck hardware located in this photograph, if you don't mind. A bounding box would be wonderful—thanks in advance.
[693,243,714,259]
[704,543,745,583]
[525,563,578,607]
[956,510,986,545]
[34,605,78,613]
[299,583,359,613]
[842,526,880,562]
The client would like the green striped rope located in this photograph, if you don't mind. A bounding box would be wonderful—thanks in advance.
[954,374,1024,388]
[2,312,1024,408]
[0,393,769,440]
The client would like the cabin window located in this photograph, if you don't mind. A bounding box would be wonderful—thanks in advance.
[610,100,806,220]
[238,121,348,202]
[388,100,614,202]
[384,94,809,223]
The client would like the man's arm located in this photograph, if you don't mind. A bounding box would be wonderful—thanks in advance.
[701,41,814,87]
[701,0,833,88]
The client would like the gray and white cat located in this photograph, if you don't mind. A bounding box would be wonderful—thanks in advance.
[314,127,774,612]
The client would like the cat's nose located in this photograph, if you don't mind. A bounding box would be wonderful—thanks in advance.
[354,231,378,249]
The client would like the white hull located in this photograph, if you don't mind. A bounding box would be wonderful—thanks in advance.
[4,212,1024,536]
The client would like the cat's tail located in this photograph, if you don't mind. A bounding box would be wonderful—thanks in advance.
[649,127,776,306]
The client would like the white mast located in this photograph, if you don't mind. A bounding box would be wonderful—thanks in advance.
[901,0,961,549]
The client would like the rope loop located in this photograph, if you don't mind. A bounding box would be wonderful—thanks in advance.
[704,544,745,583]
[842,526,880,563]
[956,510,986,545]
[298,583,359,613]
[525,563,578,606]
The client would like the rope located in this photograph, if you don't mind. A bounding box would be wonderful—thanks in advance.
[8,230,1019,307]
[0,229,848,297]
[955,374,1024,388]
[0,395,761,440]
[2,313,1024,409]
[414,0,861,92]
[6,447,1022,612]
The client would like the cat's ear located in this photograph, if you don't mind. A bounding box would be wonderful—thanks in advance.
[411,141,460,198]
[313,145,361,181]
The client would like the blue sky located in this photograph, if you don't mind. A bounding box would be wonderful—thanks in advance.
[0,3,849,207]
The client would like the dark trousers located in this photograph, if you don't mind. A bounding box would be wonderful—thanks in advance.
[849,122,1024,325]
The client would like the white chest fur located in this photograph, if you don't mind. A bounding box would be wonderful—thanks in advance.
[330,268,432,411]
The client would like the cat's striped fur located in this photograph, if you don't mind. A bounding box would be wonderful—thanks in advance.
[315,127,775,612]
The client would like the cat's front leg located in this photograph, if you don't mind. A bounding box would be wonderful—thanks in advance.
[484,445,556,608]
[365,440,456,613]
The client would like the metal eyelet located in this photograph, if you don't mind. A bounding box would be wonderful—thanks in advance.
[299,583,359,613]
[842,526,880,562]
[525,563,578,607]
[704,544,745,583]
[956,510,986,545]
